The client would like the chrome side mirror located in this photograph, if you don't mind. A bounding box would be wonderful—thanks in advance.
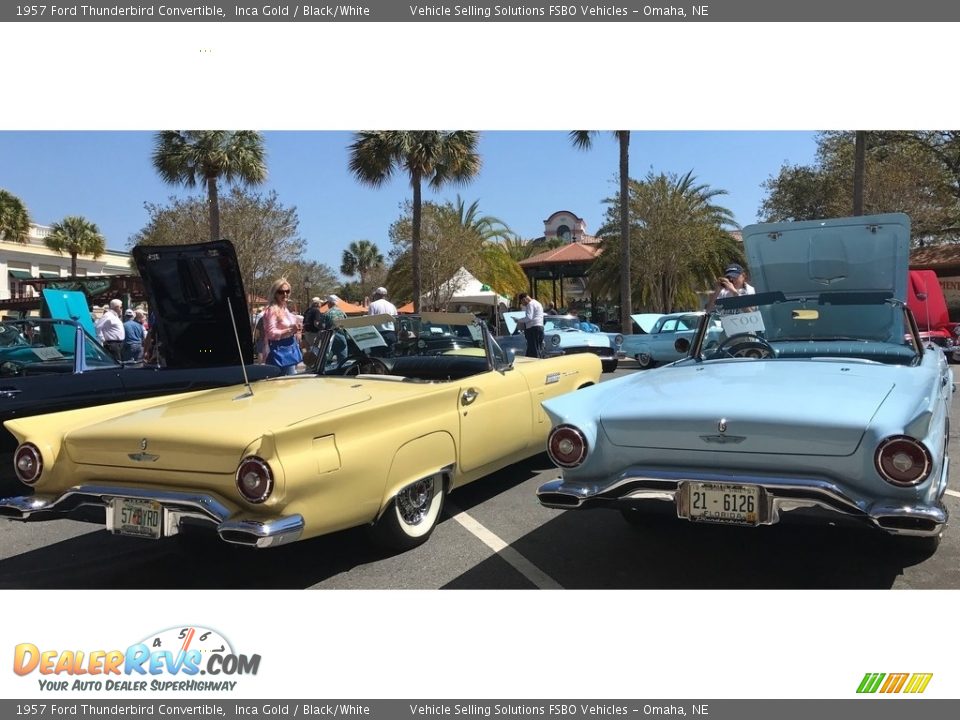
[503,348,516,369]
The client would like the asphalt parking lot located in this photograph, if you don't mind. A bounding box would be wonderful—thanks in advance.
[1,362,958,590]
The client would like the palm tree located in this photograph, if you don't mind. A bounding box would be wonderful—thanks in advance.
[452,196,526,298]
[570,131,633,333]
[454,195,514,242]
[152,131,267,242]
[0,189,31,244]
[340,239,384,287]
[44,216,106,276]
[348,131,481,311]
[591,171,739,313]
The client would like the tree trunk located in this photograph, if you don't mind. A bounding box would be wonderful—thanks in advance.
[412,172,423,312]
[853,131,866,216]
[207,175,220,241]
[619,131,633,334]
[71,252,78,277]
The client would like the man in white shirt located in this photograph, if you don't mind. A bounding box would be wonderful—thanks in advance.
[95,298,126,361]
[368,286,398,346]
[517,292,545,358]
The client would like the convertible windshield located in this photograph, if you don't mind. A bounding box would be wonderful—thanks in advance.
[312,312,499,381]
[544,316,583,332]
[689,291,920,365]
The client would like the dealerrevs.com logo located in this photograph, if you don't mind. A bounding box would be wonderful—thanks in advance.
[13,626,260,692]
[857,673,933,694]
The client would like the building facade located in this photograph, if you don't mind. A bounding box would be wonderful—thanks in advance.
[1,223,132,300]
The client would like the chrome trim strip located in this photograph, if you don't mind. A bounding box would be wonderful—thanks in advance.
[537,469,947,537]
[0,485,305,548]
[218,515,305,548]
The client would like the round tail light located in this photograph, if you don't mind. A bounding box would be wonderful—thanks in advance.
[551,334,561,347]
[874,436,932,487]
[547,425,588,468]
[14,443,43,485]
[236,456,274,503]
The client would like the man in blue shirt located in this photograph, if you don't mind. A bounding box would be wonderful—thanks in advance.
[122,309,146,361]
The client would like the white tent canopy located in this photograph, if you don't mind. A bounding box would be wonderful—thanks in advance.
[424,266,510,308]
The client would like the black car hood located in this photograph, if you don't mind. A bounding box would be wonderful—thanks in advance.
[133,240,253,369]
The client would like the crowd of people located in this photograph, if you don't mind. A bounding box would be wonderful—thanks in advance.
[92,298,148,362]
[81,266,755,374]
[241,264,757,373]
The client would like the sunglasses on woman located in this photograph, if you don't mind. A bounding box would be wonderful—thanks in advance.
[277,289,291,295]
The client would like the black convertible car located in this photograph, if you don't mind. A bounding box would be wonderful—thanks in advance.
[0,240,279,492]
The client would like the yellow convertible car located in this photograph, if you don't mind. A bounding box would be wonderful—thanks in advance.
[1,313,600,551]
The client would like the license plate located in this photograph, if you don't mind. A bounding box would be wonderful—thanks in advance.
[110,498,163,539]
[686,482,760,525]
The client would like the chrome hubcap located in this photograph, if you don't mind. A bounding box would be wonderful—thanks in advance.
[396,477,434,526]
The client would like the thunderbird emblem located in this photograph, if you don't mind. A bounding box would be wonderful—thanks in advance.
[128,438,159,463]
[702,418,744,444]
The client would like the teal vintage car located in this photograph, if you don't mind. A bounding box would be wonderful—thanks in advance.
[621,311,721,369]
[537,214,951,552]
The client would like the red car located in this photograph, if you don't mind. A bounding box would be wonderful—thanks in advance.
[907,269,959,360]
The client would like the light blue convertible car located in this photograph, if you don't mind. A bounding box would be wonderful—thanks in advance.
[537,213,951,551]
[621,311,722,369]
[502,312,622,373]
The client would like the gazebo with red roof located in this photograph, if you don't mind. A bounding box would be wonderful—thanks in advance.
[518,241,602,308]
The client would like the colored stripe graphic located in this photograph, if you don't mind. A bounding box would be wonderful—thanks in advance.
[904,674,933,694]
[857,672,932,694]
[857,673,885,693]
[880,673,909,693]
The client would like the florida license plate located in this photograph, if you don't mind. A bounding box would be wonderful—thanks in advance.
[110,498,163,539]
[686,482,760,525]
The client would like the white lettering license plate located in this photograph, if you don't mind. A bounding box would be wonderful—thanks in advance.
[110,498,163,539]
[686,482,760,525]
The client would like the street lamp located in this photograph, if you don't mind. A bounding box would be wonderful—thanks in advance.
[303,276,312,312]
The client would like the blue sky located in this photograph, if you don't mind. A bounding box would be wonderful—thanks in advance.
[0,131,819,278]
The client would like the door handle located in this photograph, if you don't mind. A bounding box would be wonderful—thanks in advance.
[461,388,479,406]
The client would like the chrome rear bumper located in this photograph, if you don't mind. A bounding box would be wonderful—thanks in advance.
[0,484,303,549]
[537,469,948,537]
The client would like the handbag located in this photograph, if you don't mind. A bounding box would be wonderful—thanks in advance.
[266,334,303,368]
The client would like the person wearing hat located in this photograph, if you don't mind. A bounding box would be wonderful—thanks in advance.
[302,296,324,351]
[368,286,398,347]
[121,307,146,362]
[706,262,755,313]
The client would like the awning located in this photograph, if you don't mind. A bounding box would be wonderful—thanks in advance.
[39,271,61,279]
[8,269,33,280]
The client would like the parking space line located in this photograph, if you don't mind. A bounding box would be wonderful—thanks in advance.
[946,489,960,499]
[447,503,563,589]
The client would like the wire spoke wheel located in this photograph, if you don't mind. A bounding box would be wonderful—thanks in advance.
[370,473,446,551]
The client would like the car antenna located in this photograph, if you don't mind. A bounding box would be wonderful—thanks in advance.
[227,297,254,399]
